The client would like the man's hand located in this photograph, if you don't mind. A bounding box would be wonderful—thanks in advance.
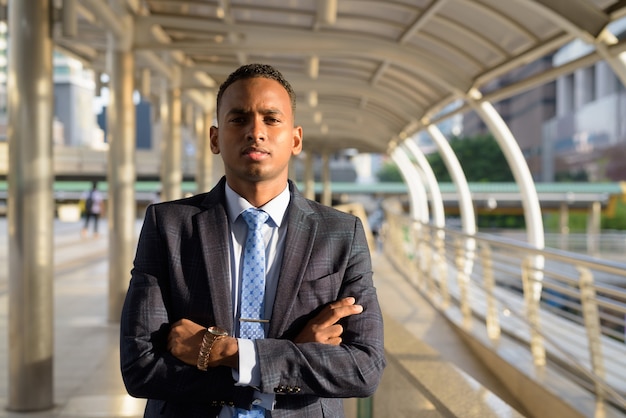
[167,319,205,365]
[168,319,238,368]
[293,297,363,345]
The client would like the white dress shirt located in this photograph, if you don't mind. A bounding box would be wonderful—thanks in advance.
[218,183,291,417]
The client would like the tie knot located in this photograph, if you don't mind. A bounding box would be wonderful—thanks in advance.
[242,208,269,231]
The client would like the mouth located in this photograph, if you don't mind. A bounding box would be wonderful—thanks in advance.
[242,147,269,161]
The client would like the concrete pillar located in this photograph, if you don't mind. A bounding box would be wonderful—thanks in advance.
[106,47,137,322]
[304,152,315,201]
[162,86,183,201]
[587,201,601,255]
[321,152,332,206]
[196,111,214,193]
[7,0,54,410]
[559,202,570,251]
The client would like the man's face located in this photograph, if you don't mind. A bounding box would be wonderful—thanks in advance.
[210,77,302,190]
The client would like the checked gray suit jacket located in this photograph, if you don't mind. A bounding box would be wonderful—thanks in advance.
[120,178,386,417]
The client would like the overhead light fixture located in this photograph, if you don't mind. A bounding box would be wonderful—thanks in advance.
[308,56,319,79]
[62,0,77,37]
[140,68,151,98]
[318,0,337,25]
[308,90,318,107]
[194,71,216,88]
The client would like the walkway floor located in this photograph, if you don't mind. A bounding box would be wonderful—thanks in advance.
[0,219,146,417]
[0,218,525,417]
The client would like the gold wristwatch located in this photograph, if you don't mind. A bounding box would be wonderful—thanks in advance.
[197,326,229,371]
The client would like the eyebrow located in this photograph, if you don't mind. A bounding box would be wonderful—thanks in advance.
[226,107,284,117]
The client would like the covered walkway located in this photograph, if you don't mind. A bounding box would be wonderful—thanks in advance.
[0,217,525,417]
[3,1,626,417]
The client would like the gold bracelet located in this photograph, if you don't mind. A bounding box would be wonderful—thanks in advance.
[197,326,228,371]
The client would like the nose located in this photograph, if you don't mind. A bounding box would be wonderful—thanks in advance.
[246,117,266,142]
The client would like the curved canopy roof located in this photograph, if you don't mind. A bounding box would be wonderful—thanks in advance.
[59,0,626,154]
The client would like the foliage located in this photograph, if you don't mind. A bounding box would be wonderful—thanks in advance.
[554,169,588,182]
[543,200,626,232]
[543,212,589,233]
[602,199,626,230]
[477,214,525,229]
[427,134,515,182]
[376,160,404,182]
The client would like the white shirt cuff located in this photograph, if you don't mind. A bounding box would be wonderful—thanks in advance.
[233,338,259,386]
[232,339,275,410]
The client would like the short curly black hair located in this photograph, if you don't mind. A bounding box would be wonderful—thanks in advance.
[216,63,296,117]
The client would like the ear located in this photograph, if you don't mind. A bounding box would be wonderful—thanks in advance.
[209,126,220,154]
[291,126,303,156]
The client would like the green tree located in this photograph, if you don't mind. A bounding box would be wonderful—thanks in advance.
[377,160,404,182]
[428,134,514,182]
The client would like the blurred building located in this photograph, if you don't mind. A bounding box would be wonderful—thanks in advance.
[462,18,626,182]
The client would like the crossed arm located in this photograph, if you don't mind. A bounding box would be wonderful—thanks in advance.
[167,297,363,369]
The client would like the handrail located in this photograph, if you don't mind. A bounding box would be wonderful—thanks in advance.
[381,201,626,413]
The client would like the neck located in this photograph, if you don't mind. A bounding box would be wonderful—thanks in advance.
[227,179,288,208]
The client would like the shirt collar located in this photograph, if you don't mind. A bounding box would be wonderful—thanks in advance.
[225,182,290,227]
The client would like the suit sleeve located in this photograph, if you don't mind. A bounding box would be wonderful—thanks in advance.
[119,204,254,408]
[255,216,386,399]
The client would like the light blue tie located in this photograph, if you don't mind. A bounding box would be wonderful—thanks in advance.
[238,208,269,418]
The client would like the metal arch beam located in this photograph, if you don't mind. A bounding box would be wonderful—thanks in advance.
[425,124,476,236]
[401,139,445,229]
[269,75,428,120]
[527,0,609,41]
[298,105,405,131]
[299,121,395,143]
[134,15,472,93]
[299,130,389,153]
[80,0,132,51]
[390,146,429,223]
[594,29,626,88]
[467,91,544,251]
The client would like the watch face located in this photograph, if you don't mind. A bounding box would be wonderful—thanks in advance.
[207,326,229,336]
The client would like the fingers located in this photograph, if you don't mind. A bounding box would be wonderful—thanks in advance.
[293,297,363,344]
[316,297,363,328]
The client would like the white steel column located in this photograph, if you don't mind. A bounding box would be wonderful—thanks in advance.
[469,91,545,363]
[7,0,54,410]
[390,146,428,223]
[402,139,444,228]
[468,91,544,249]
[426,124,476,236]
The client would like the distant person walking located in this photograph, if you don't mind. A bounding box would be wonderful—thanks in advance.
[81,181,104,238]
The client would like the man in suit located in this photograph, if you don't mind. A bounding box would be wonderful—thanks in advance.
[120,63,385,417]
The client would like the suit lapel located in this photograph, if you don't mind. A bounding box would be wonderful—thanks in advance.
[268,187,317,338]
[196,180,235,333]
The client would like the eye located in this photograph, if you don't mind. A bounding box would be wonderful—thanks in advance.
[229,116,247,124]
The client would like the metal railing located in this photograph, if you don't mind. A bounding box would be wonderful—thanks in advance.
[381,201,626,413]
